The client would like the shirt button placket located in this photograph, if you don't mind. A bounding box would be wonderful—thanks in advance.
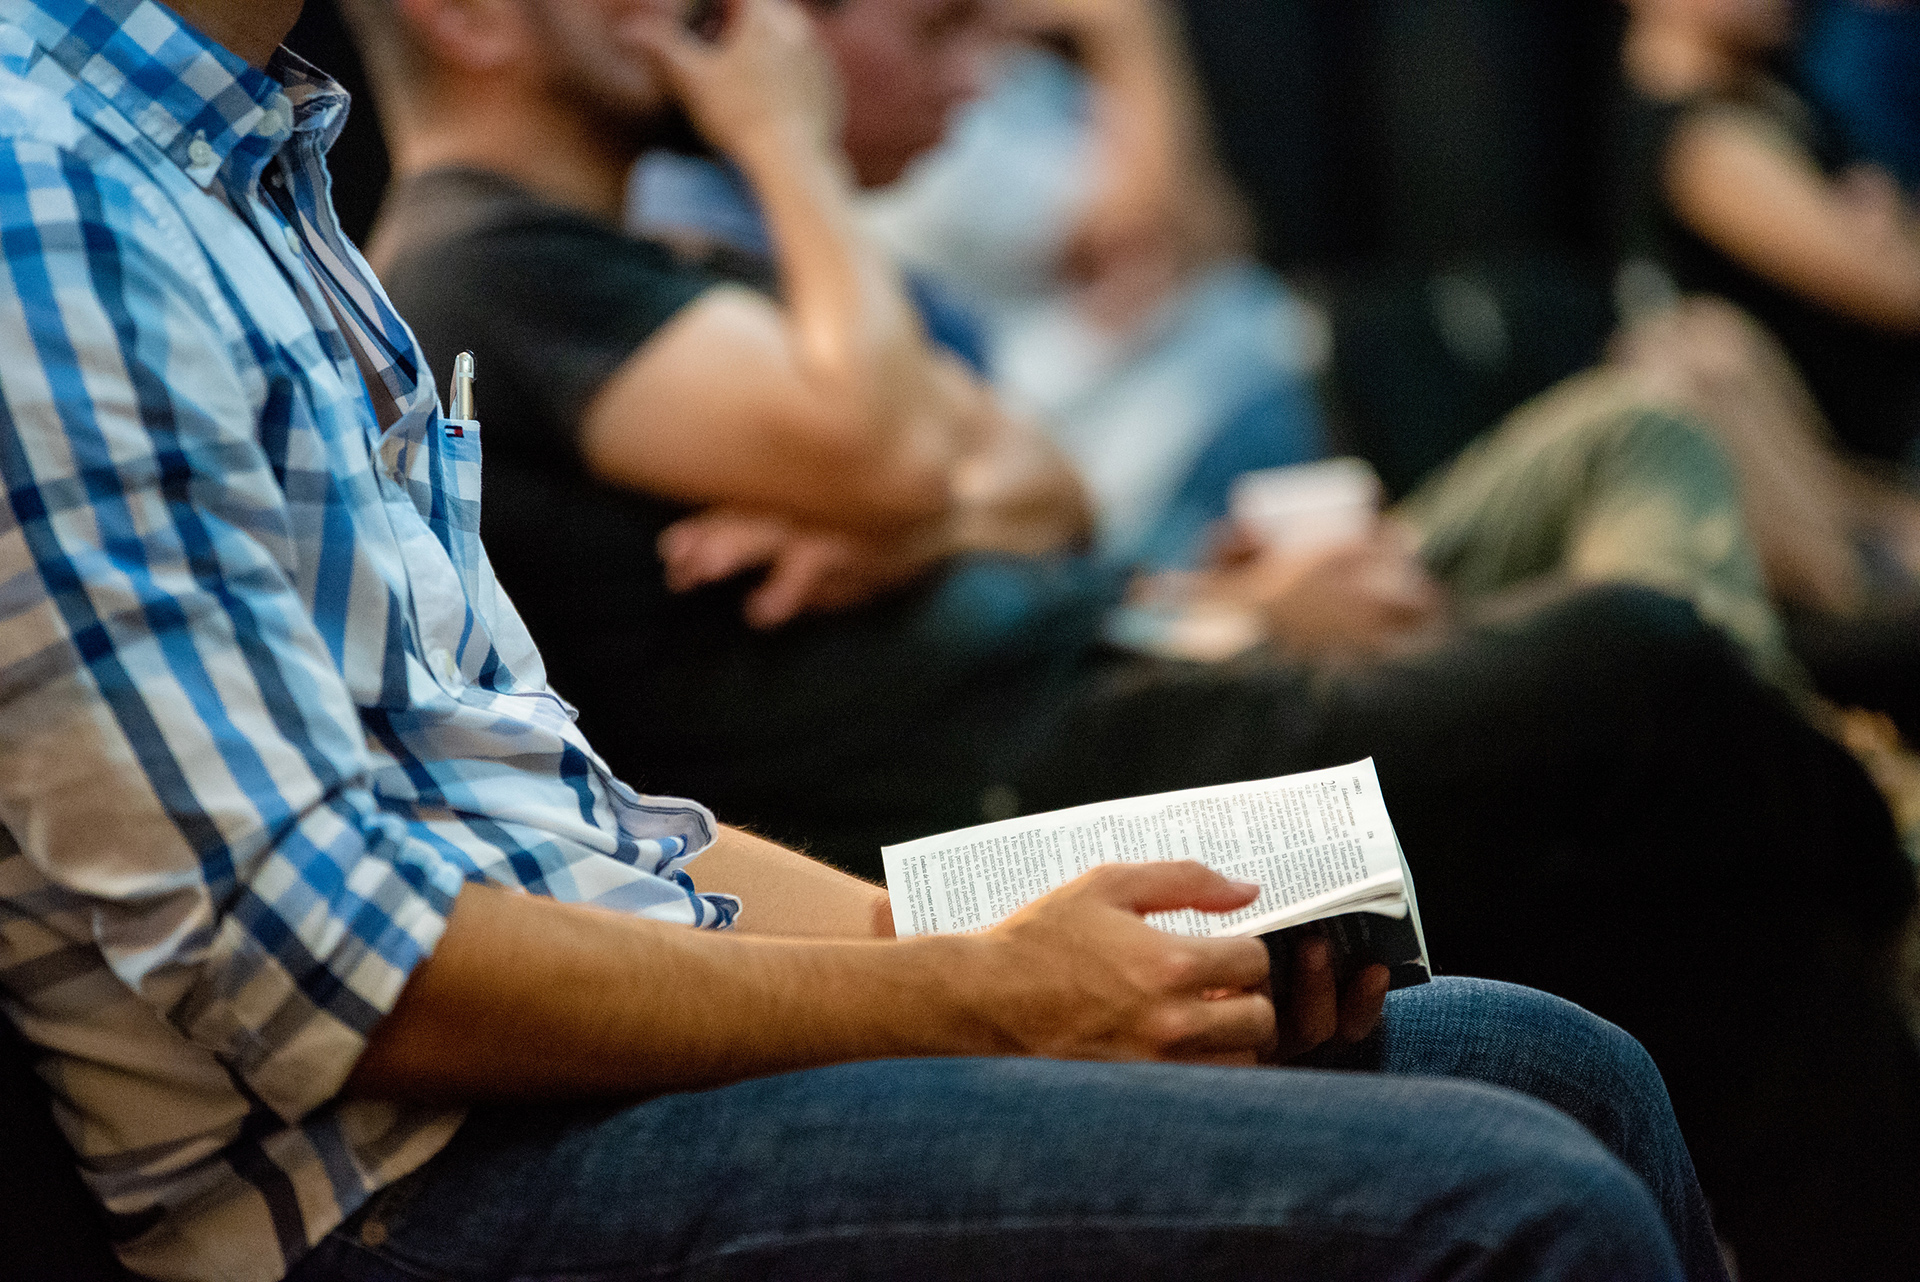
[185,132,218,185]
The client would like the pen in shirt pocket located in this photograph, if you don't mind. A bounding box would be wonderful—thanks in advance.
[448,351,476,423]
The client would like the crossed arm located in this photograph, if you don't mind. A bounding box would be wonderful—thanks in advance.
[1666,103,1920,332]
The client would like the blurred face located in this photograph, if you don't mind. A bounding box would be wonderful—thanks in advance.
[1659,0,1796,50]
[812,0,994,188]
[520,0,682,138]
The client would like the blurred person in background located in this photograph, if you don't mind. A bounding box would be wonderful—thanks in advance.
[1616,0,1920,752]
[1413,293,1920,755]
[630,0,1002,374]
[627,0,1872,724]
[854,0,1326,571]
[825,0,1904,735]
[633,0,1326,572]
[752,0,1920,752]
[350,0,1920,1271]
[629,0,1897,732]
[1615,0,1920,465]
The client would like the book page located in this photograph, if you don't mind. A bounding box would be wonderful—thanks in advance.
[884,760,1405,939]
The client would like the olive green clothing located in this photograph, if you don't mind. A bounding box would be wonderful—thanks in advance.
[1401,370,1803,692]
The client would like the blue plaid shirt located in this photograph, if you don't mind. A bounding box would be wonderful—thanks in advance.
[0,3,736,1278]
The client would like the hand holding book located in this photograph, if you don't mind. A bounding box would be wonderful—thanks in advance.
[882,759,1431,1061]
[969,859,1279,1064]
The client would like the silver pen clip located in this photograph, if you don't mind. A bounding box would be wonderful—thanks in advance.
[449,351,476,420]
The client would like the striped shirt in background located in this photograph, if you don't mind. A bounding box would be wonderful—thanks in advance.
[0,2,736,1278]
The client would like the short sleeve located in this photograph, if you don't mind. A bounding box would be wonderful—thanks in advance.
[387,212,716,465]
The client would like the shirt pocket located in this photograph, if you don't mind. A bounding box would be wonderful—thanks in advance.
[434,415,484,536]
[420,414,514,685]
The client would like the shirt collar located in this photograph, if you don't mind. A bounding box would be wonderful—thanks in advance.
[0,0,349,191]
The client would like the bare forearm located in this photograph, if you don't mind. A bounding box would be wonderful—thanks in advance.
[619,2,956,530]
[684,825,893,938]
[1669,115,1920,331]
[347,882,980,1101]
[728,127,953,472]
[1074,0,1191,166]
[1044,0,1212,192]
[1019,0,1245,297]
[347,862,1295,1104]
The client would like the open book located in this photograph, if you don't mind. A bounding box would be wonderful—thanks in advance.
[882,759,1431,992]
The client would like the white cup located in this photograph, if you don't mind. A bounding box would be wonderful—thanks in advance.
[1229,457,1383,554]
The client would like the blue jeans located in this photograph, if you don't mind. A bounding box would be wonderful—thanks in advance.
[292,979,1726,1281]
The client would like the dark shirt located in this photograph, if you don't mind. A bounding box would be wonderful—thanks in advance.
[372,168,1121,856]
[1614,81,1920,462]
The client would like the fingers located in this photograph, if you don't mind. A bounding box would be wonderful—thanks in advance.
[741,564,809,629]
[621,0,757,63]
[744,530,938,627]
[743,539,838,629]
[1192,935,1275,996]
[1271,945,1392,1062]
[1358,527,1440,618]
[1163,992,1277,1061]
[1076,861,1271,995]
[985,865,1284,1066]
[657,513,789,592]
[1085,860,1261,916]
[620,11,706,87]
[1336,963,1391,1045]
[1206,520,1264,570]
[1274,933,1338,1060]
[625,0,837,149]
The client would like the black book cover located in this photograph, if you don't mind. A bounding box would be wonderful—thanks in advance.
[1262,910,1431,1004]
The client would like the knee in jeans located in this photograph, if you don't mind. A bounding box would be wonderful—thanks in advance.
[1452,1086,1679,1272]
[1526,1139,1678,1271]
[1508,980,1661,1088]
[1411,979,1669,1125]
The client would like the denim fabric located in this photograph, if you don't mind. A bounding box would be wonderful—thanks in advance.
[291,979,1724,1282]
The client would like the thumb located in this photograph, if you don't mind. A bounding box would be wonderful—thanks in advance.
[1094,861,1262,916]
